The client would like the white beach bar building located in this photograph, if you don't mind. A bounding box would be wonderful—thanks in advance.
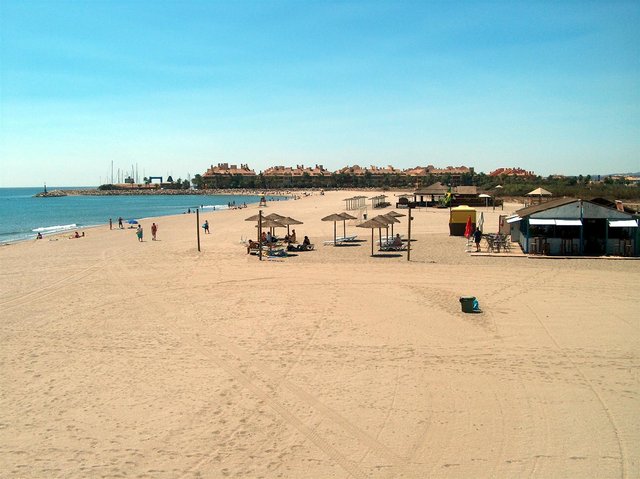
[507,198,639,256]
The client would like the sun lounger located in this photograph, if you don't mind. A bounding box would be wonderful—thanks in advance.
[323,235,358,245]
[379,244,407,252]
[288,243,315,251]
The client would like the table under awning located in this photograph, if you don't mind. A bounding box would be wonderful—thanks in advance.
[608,219,638,227]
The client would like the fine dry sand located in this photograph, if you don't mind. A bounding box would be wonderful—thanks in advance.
[1,190,638,478]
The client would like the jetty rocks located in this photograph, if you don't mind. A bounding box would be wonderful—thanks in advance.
[35,190,67,197]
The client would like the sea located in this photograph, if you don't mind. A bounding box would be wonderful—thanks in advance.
[0,187,288,244]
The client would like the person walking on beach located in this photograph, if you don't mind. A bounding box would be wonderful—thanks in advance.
[136,224,143,242]
[203,220,210,234]
[109,218,113,230]
[118,217,123,229]
[151,222,158,241]
[473,228,483,252]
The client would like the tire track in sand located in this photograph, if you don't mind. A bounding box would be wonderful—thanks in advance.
[0,249,123,312]
[105,254,371,479]
[525,302,628,479]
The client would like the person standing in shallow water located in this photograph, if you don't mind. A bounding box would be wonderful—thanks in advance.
[151,223,158,241]
[136,225,143,242]
[109,218,113,230]
[118,217,123,229]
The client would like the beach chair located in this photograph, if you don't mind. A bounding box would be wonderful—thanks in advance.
[379,243,407,252]
[324,235,357,245]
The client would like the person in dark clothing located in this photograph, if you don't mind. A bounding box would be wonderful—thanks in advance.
[473,228,483,252]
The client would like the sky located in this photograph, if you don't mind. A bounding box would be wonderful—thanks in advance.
[1,1,639,187]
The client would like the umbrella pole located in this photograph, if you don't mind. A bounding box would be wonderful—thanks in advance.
[371,229,374,256]
[334,222,337,246]
[407,206,412,261]
[343,220,346,239]
[258,210,263,261]
[196,208,201,252]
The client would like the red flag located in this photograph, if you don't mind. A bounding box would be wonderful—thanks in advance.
[464,216,473,238]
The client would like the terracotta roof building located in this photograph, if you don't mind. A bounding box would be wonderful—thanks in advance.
[489,167,535,178]
[204,163,256,177]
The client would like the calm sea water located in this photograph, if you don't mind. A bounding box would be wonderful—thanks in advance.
[0,187,287,244]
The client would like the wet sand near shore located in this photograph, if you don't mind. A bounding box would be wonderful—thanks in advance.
[1,190,638,478]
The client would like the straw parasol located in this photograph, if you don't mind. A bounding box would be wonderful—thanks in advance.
[373,214,400,244]
[526,187,552,205]
[265,213,286,220]
[356,218,389,256]
[254,218,285,228]
[338,212,357,239]
[278,216,303,236]
[322,213,347,246]
[385,211,405,236]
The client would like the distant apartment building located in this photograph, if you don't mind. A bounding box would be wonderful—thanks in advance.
[262,164,331,178]
[336,165,404,176]
[203,163,256,177]
[197,161,475,188]
[489,167,535,178]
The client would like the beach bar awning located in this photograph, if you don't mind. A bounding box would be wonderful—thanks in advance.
[529,218,557,226]
[556,219,582,226]
[609,219,639,227]
[529,218,582,226]
[506,215,522,223]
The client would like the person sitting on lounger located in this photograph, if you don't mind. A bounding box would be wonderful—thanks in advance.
[303,236,310,246]
[260,232,267,243]
[290,230,297,243]
[392,234,402,247]
[247,239,258,254]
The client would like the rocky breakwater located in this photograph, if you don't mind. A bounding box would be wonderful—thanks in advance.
[34,190,68,197]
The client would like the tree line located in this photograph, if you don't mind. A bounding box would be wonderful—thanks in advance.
[99,171,639,200]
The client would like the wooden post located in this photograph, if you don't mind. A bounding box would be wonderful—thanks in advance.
[196,208,201,252]
[407,206,413,261]
[258,210,263,261]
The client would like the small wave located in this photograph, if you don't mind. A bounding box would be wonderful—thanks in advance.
[32,224,77,233]
[200,204,229,210]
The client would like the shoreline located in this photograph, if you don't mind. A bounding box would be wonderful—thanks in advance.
[34,188,305,197]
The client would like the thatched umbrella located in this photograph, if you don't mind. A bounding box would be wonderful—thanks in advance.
[338,212,357,239]
[386,211,406,237]
[265,213,286,220]
[279,216,303,236]
[526,187,552,205]
[373,214,399,245]
[322,213,346,246]
[357,218,388,256]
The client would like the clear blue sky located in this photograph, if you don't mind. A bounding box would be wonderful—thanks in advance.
[1,1,638,186]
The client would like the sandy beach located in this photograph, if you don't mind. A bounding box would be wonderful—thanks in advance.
[1,189,638,478]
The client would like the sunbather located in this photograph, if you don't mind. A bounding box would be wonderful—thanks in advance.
[247,239,259,254]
